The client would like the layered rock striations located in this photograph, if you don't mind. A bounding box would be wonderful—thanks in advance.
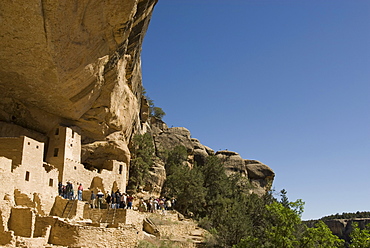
[0,0,157,153]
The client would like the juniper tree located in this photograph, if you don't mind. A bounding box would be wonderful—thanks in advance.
[128,133,155,191]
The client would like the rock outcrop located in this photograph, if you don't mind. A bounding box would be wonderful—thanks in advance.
[144,158,166,195]
[152,124,274,195]
[192,138,214,166]
[245,159,275,195]
[154,127,194,154]
[215,150,247,177]
[0,0,158,161]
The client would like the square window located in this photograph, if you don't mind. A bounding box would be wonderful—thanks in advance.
[49,178,53,187]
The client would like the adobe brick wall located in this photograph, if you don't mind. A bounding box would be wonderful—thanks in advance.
[0,230,14,246]
[0,128,137,246]
[83,208,143,226]
[21,136,43,168]
[8,207,36,237]
[0,129,127,216]
[11,159,58,215]
[0,157,15,201]
[0,137,59,215]
[34,216,58,238]
[48,219,143,247]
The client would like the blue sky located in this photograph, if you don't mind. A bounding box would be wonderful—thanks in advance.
[141,0,370,220]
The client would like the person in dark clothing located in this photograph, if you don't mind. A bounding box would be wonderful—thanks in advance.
[106,192,112,209]
[90,191,96,208]
[115,190,121,209]
[112,192,117,209]
[58,182,63,196]
[66,182,73,200]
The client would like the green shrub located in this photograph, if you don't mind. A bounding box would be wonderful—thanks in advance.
[128,133,155,191]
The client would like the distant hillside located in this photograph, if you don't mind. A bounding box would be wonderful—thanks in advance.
[304,211,370,243]
[320,211,370,221]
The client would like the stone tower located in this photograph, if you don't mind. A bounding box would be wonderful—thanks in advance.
[46,126,81,182]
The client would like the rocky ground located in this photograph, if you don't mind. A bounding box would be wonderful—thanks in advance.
[140,211,209,248]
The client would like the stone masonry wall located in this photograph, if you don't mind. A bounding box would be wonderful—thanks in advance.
[0,138,59,217]
[8,207,36,238]
[83,208,142,226]
[48,218,143,247]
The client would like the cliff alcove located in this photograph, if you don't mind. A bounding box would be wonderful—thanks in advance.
[0,1,274,247]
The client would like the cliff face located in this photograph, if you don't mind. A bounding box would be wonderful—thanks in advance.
[0,0,156,147]
[0,0,274,195]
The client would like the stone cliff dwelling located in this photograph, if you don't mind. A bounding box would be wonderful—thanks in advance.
[0,124,147,247]
[0,125,128,210]
[0,0,276,246]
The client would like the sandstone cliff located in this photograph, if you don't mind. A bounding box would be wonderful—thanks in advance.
[150,119,275,196]
[0,0,274,196]
[0,0,157,167]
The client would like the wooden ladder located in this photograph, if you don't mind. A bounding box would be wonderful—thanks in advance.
[62,200,76,219]
[104,208,117,224]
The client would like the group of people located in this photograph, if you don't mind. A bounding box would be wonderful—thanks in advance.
[58,182,176,213]
[58,182,84,201]
[138,197,176,213]
[89,190,134,209]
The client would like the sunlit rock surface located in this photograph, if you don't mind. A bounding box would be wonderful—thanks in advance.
[0,0,157,144]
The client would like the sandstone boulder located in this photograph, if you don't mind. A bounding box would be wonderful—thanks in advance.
[143,217,160,237]
[245,160,275,195]
[154,127,194,157]
[215,150,247,177]
[245,160,275,180]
